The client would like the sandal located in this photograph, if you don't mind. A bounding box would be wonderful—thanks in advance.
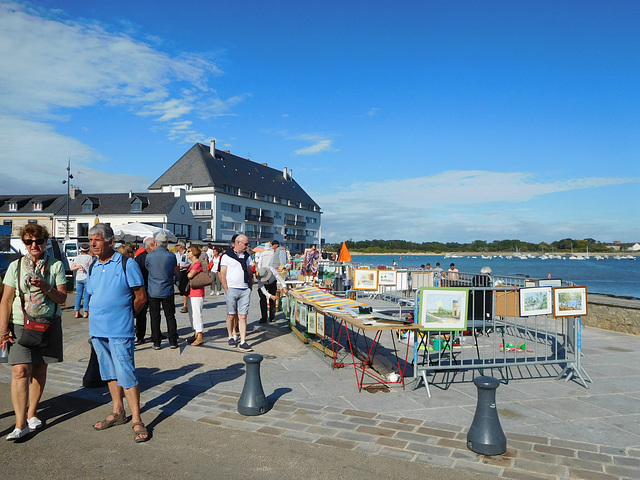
[93,411,127,430]
[132,422,149,443]
[180,307,188,313]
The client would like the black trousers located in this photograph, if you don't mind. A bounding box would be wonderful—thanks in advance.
[258,280,278,321]
[135,296,148,342]
[148,295,178,345]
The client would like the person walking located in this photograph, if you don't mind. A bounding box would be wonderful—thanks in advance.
[70,244,93,318]
[145,232,179,350]
[209,246,223,295]
[0,224,67,441]
[186,246,206,346]
[86,223,148,443]
[133,236,156,344]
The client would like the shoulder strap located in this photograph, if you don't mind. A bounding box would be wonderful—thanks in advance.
[88,254,127,276]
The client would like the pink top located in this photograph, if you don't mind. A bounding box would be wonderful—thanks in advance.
[188,262,205,297]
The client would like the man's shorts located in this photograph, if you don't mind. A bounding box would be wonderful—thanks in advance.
[91,337,138,389]
[225,288,251,316]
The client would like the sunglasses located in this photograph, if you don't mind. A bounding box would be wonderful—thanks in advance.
[24,238,46,246]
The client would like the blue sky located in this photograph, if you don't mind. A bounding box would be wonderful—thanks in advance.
[1,0,638,244]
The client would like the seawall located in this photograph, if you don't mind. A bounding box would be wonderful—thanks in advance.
[585,294,640,336]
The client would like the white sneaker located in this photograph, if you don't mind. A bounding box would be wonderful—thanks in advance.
[6,426,30,441]
[209,291,216,296]
[27,417,42,429]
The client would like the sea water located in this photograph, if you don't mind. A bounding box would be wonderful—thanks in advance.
[350,254,640,299]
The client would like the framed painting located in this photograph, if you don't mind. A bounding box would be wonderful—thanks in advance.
[553,286,588,317]
[519,287,553,317]
[417,287,468,331]
[524,280,537,287]
[316,312,325,338]
[298,303,308,327]
[353,268,379,290]
[307,309,317,334]
[378,269,397,286]
[538,278,562,287]
[290,300,299,325]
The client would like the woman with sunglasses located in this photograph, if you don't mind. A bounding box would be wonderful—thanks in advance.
[0,224,67,440]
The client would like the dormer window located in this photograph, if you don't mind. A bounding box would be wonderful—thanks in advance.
[82,199,95,213]
[9,202,17,212]
[131,198,143,212]
[33,202,42,211]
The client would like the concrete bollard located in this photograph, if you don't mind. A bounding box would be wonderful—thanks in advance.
[238,353,268,416]
[467,376,507,455]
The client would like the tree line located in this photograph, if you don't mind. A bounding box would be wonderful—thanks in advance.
[325,238,613,254]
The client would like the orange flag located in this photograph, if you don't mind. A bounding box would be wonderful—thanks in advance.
[337,242,351,262]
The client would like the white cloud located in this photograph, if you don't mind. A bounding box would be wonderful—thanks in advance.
[0,115,152,194]
[367,108,380,116]
[0,2,241,146]
[294,139,338,155]
[315,171,639,243]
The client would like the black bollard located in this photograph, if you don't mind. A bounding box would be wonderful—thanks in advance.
[467,376,507,455]
[238,353,268,416]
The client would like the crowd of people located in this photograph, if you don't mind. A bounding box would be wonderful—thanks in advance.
[0,225,291,443]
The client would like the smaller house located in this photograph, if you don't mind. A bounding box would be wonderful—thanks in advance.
[55,190,205,240]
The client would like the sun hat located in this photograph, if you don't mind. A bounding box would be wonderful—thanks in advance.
[256,267,274,284]
[80,244,90,252]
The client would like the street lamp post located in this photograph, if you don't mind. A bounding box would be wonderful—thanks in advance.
[62,159,73,240]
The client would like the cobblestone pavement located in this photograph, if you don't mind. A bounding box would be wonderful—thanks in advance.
[2,291,639,479]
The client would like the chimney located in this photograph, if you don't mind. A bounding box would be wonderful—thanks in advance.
[129,190,133,198]
[210,139,216,157]
[289,168,293,179]
[283,167,288,179]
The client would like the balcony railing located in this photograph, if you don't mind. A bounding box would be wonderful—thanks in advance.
[284,234,306,241]
[246,231,260,239]
[259,216,274,224]
[192,209,213,216]
[245,214,260,221]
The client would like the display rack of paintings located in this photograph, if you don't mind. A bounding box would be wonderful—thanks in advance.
[519,286,553,317]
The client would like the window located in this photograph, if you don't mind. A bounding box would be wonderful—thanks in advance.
[33,202,42,211]
[221,202,241,213]
[82,203,92,213]
[3,220,12,227]
[306,217,317,224]
[220,221,241,230]
[273,211,281,219]
[131,199,142,212]
[78,223,89,237]
[28,219,37,224]
[224,185,238,195]
[189,201,212,210]
[9,203,17,212]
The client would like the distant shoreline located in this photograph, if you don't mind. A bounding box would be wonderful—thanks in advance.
[348,251,639,257]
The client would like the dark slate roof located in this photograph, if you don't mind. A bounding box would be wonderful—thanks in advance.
[148,143,320,209]
[66,192,180,215]
[0,195,68,214]
[0,192,183,217]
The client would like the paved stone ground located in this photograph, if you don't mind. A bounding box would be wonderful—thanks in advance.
[2,291,639,479]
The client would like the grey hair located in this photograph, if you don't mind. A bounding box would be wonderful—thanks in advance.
[89,223,114,242]
[480,266,492,275]
[155,235,168,248]
[143,237,156,249]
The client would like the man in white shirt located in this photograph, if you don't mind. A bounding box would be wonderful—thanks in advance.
[219,234,254,351]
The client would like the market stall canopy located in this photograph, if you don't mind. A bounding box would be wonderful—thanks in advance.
[113,222,177,243]
[338,242,352,262]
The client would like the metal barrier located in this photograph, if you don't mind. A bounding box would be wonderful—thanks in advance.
[411,283,592,397]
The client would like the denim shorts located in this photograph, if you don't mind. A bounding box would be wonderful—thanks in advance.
[91,337,138,389]
[225,288,251,316]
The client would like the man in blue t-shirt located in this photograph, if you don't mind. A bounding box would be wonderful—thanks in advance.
[145,232,178,349]
[87,223,148,443]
